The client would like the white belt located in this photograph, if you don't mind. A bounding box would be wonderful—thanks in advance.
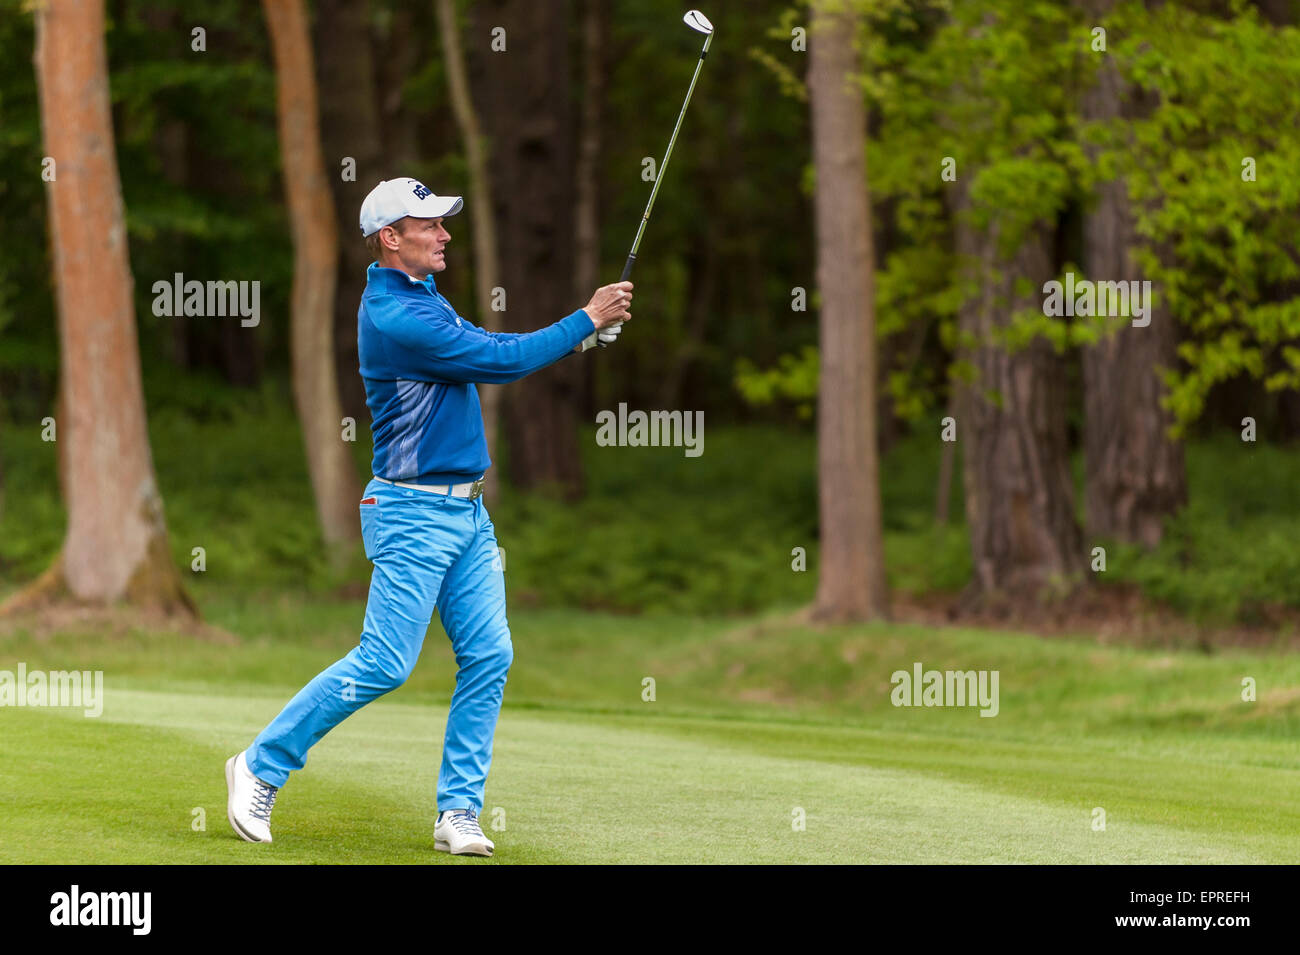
[373,475,486,500]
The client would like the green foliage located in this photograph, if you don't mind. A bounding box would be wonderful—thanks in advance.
[0,381,967,614]
[490,424,820,615]
[869,0,1082,367]
[741,0,1300,441]
[0,1,55,423]
[0,0,297,421]
[602,0,814,414]
[1094,2,1300,434]
[4,380,1300,625]
[3,0,1299,632]
[1103,435,1300,625]
[109,1,292,370]
[0,377,347,595]
[733,345,817,417]
[749,5,808,103]
[741,0,1086,420]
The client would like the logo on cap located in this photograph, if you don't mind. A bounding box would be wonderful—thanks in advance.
[360,177,463,237]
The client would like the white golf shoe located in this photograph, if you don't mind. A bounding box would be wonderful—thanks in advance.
[226,751,278,844]
[434,808,494,856]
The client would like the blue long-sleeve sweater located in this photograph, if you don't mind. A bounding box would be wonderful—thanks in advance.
[358,263,596,484]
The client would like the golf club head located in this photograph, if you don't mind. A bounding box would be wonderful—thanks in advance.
[683,10,713,34]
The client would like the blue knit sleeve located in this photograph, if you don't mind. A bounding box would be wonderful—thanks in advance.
[368,296,596,384]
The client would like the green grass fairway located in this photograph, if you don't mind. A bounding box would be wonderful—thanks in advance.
[2,604,1298,863]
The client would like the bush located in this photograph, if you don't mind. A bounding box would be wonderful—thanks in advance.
[4,382,1298,623]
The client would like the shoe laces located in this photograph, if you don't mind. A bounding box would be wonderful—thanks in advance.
[447,808,484,837]
[251,779,278,823]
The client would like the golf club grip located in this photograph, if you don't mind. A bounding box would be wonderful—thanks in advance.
[597,254,636,348]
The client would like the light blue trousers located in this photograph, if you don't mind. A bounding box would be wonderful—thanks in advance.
[246,477,511,813]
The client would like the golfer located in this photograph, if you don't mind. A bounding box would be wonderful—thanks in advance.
[226,177,632,856]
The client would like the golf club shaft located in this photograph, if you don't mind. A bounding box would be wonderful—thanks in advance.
[620,32,712,284]
[590,22,711,350]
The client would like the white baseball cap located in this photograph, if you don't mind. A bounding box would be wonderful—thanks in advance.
[359,178,463,236]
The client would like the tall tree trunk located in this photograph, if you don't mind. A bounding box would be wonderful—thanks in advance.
[1252,0,1299,440]
[472,0,583,497]
[138,7,262,390]
[1080,0,1186,549]
[573,0,605,314]
[373,1,419,172]
[953,177,1085,603]
[315,0,380,428]
[7,0,192,616]
[262,0,361,556]
[807,1,889,621]
[658,228,716,409]
[935,394,956,526]
[1255,0,1292,26]
[437,0,505,501]
[140,3,194,377]
[573,0,607,421]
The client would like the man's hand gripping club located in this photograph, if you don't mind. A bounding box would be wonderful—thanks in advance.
[576,281,633,352]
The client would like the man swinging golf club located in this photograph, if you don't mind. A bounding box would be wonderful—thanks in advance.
[225,177,632,856]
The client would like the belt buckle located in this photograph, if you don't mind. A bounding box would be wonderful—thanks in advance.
[467,478,485,501]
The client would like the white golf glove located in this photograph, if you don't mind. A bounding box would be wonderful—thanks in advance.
[576,321,625,352]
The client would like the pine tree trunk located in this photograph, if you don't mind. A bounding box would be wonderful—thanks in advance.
[373,3,419,172]
[807,1,889,621]
[11,0,192,616]
[472,0,584,497]
[1080,0,1186,549]
[315,0,381,429]
[572,0,607,421]
[572,0,605,305]
[263,0,361,555]
[437,0,505,501]
[953,177,1085,602]
[935,396,956,526]
[1081,189,1186,548]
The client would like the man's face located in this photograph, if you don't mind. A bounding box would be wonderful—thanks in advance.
[386,217,451,277]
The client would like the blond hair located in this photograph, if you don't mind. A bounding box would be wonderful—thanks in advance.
[365,217,409,261]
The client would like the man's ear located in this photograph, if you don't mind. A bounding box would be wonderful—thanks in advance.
[380,225,401,253]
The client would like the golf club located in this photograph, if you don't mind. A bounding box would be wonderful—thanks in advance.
[599,9,713,346]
